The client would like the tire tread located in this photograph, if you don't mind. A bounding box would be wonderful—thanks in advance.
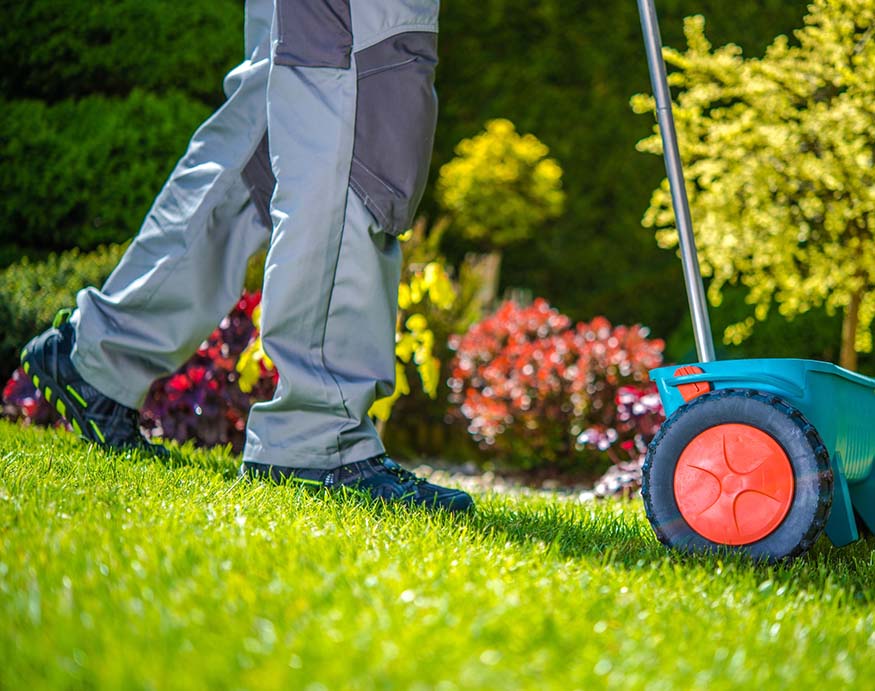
[642,389,833,561]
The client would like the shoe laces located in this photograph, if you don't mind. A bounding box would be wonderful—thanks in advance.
[380,457,426,485]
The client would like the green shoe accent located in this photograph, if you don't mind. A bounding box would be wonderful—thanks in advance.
[291,477,325,487]
[56,400,66,418]
[44,387,52,403]
[20,348,27,362]
[72,420,83,436]
[52,308,73,329]
[89,420,106,444]
[66,385,88,408]
[23,362,30,374]
[32,375,39,388]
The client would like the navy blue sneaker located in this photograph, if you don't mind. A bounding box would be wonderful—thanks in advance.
[20,309,168,457]
[241,455,474,513]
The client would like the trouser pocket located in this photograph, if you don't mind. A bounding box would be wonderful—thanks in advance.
[349,32,439,236]
[275,0,353,68]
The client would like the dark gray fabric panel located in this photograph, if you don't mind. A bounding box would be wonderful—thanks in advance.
[349,32,438,237]
[275,0,353,69]
[241,133,274,229]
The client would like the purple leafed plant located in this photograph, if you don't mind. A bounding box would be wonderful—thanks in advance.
[2,292,277,452]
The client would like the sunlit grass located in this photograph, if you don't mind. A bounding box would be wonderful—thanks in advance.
[1,419,873,690]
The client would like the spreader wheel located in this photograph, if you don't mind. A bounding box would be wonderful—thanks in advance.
[642,389,833,561]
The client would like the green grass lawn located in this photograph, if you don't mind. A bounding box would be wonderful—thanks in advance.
[2,419,874,690]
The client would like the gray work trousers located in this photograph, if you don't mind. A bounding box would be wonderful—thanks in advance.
[69,0,440,469]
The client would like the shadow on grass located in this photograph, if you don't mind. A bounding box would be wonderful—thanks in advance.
[467,498,875,602]
[470,502,658,564]
[96,435,875,602]
[149,440,242,479]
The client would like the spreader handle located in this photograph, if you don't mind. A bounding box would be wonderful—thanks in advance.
[637,0,716,362]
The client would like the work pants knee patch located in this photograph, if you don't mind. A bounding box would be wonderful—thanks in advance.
[349,31,438,236]
[275,0,353,69]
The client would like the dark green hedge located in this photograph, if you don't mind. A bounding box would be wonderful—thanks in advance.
[0,244,128,378]
[0,0,241,106]
[0,91,210,261]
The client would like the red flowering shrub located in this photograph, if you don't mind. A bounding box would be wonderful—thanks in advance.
[448,299,665,470]
[2,291,277,452]
[2,367,61,427]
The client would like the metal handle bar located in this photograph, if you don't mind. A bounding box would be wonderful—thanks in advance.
[637,0,716,362]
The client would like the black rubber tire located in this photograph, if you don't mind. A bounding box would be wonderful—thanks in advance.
[642,389,833,561]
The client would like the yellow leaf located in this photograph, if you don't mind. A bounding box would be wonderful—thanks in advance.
[398,282,412,310]
[405,313,428,333]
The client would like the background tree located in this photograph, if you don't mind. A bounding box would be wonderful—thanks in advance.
[435,0,807,347]
[633,0,875,370]
[435,119,564,306]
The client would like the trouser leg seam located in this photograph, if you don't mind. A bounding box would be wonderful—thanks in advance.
[316,188,357,455]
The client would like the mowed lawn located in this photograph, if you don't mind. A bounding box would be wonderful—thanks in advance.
[1,420,874,690]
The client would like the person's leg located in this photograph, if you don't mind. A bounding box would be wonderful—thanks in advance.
[242,0,441,470]
[20,0,278,452]
[69,0,274,409]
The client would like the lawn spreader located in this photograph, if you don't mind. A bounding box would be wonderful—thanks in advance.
[636,0,874,560]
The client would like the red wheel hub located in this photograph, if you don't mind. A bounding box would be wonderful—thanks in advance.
[673,423,795,545]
